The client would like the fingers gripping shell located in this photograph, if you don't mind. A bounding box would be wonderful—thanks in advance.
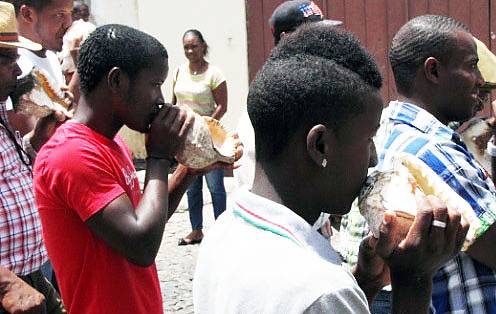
[13,67,71,118]
[358,153,482,251]
[175,115,236,169]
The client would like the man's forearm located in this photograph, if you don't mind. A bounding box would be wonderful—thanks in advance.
[167,165,198,220]
[210,105,226,121]
[135,158,171,261]
[0,265,46,313]
[85,158,171,267]
[352,267,383,305]
[143,162,197,222]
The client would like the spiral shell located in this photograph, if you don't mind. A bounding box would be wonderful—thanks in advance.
[13,67,71,118]
[175,115,236,169]
[359,153,483,250]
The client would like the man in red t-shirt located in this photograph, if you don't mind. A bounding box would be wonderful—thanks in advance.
[33,24,240,314]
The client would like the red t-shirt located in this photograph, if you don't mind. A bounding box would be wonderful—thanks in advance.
[33,121,163,314]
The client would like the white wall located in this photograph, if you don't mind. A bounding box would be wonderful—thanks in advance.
[90,0,140,28]
[90,0,249,131]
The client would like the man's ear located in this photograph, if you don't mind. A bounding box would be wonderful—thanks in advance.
[107,67,129,95]
[19,5,36,24]
[307,124,331,168]
[424,57,441,84]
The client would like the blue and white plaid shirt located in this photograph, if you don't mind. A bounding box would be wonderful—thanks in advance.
[378,100,496,314]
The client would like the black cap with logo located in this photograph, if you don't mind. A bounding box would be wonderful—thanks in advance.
[270,0,342,44]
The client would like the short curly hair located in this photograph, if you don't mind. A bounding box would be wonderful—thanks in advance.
[248,54,377,163]
[78,24,168,95]
[389,15,468,96]
[270,22,382,89]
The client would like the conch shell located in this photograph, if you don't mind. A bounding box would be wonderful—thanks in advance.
[11,67,71,118]
[175,115,236,169]
[358,153,483,250]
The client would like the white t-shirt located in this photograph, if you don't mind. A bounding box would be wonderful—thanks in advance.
[18,48,65,85]
[173,63,225,116]
[193,189,370,314]
[6,48,65,111]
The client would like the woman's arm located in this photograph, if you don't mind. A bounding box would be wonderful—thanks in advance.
[171,93,177,106]
[171,67,179,105]
[210,81,227,120]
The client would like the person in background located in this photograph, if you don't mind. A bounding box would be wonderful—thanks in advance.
[70,0,87,21]
[0,2,66,312]
[475,37,496,184]
[8,0,73,136]
[172,29,228,246]
[235,0,342,233]
[235,0,342,238]
[59,1,95,85]
[234,0,341,191]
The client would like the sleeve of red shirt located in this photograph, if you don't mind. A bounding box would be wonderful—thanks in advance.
[38,138,126,222]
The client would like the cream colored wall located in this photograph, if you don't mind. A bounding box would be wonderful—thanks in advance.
[90,0,140,28]
[89,0,249,159]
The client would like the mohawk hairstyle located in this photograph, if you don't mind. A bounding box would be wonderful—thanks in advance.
[248,54,376,163]
[270,22,382,90]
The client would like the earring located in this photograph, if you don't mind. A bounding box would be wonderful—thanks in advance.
[321,158,327,168]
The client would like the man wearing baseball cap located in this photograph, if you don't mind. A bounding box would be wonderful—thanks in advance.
[236,0,342,190]
[270,0,342,45]
[235,0,342,237]
[0,1,66,313]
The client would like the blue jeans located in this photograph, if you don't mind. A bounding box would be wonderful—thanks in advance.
[371,290,391,314]
[187,168,226,230]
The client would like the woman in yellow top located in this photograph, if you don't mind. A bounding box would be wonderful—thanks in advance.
[173,29,228,245]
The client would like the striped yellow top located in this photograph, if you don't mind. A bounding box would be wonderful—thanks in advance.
[173,63,226,116]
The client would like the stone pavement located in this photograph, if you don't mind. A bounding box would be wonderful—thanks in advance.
[138,172,238,314]
[156,209,202,314]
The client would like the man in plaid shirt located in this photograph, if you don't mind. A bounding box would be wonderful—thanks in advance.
[343,15,496,313]
[0,2,67,312]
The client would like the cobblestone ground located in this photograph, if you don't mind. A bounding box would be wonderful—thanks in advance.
[146,175,237,314]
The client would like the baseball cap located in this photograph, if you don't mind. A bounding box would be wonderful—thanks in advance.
[270,0,342,44]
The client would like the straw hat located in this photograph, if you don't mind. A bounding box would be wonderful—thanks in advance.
[0,1,41,51]
[475,37,496,88]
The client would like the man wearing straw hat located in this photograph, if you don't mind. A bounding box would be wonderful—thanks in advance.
[474,38,496,185]
[455,38,496,179]
[0,2,66,313]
